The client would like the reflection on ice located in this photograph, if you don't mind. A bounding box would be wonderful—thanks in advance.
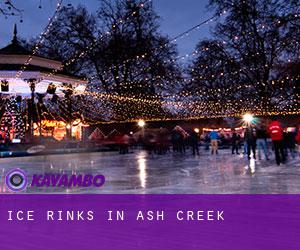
[137,151,147,188]
[249,158,256,174]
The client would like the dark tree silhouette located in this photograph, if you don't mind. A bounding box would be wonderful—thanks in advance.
[188,0,300,115]
[35,0,182,121]
[0,0,22,17]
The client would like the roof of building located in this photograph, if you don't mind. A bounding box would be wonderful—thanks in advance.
[0,24,31,55]
[0,25,87,83]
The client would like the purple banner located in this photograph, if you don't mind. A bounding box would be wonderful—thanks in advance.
[0,195,299,250]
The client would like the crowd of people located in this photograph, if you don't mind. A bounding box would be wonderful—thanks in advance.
[117,118,300,166]
[1,116,299,167]
[237,119,299,165]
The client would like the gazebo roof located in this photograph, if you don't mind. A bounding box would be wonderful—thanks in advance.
[0,24,63,70]
[0,25,87,85]
[0,40,31,55]
[0,25,87,97]
[0,24,31,55]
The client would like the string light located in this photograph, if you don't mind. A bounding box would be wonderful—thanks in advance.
[2,1,298,126]
[41,0,153,82]
[15,0,64,78]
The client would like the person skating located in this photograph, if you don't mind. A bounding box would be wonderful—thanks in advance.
[256,125,269,160]
[244,124,257,160]
[231,129,240,154]
[296,124,300,157]
[190,130,200,156]
[204,133,210,151]
[284,128,296,159]
[268,119,286,165]
[209,129,219,155]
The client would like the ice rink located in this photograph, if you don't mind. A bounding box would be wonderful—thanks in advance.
[0,150,299,194]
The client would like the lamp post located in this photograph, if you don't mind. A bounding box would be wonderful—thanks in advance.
[243,113,254,125]
[138,119,145,138]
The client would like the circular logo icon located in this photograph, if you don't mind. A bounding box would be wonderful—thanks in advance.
[5,169,28,192]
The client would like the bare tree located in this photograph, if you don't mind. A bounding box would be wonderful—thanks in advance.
[0,0,22,19]
[32,0,182,121]
[187,0,300,115]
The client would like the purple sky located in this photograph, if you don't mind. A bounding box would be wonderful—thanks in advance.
[0,0,214,57]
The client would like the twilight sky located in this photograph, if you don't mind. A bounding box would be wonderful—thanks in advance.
[0,0,214,57]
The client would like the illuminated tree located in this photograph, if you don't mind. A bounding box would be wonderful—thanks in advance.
[35,0,181,120]
[188,0,300,114]
[0,98,25,141]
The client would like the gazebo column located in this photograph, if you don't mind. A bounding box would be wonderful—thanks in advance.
[63,83,74,140]
[37,93,45,140]
[27,78,37,141]
[67,97,72,140]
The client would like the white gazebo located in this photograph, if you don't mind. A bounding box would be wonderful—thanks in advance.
[0,25,86,97]
[0,25,88,142]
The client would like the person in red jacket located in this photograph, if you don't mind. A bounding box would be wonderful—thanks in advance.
[0,130,7,144]
[268,119,286,165]
[296,125,300,157]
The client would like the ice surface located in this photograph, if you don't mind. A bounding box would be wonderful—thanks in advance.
[0,150,299,194]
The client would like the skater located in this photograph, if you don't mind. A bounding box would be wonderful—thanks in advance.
[256,125,269,160]
[244,124,257,160]
[190,130,199,155]
[296,124,300,156]
[204,132,210,151]
[284,128,296,159]
[231,129,240,154]
[209,129,219,155]
[268,119,286,165]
